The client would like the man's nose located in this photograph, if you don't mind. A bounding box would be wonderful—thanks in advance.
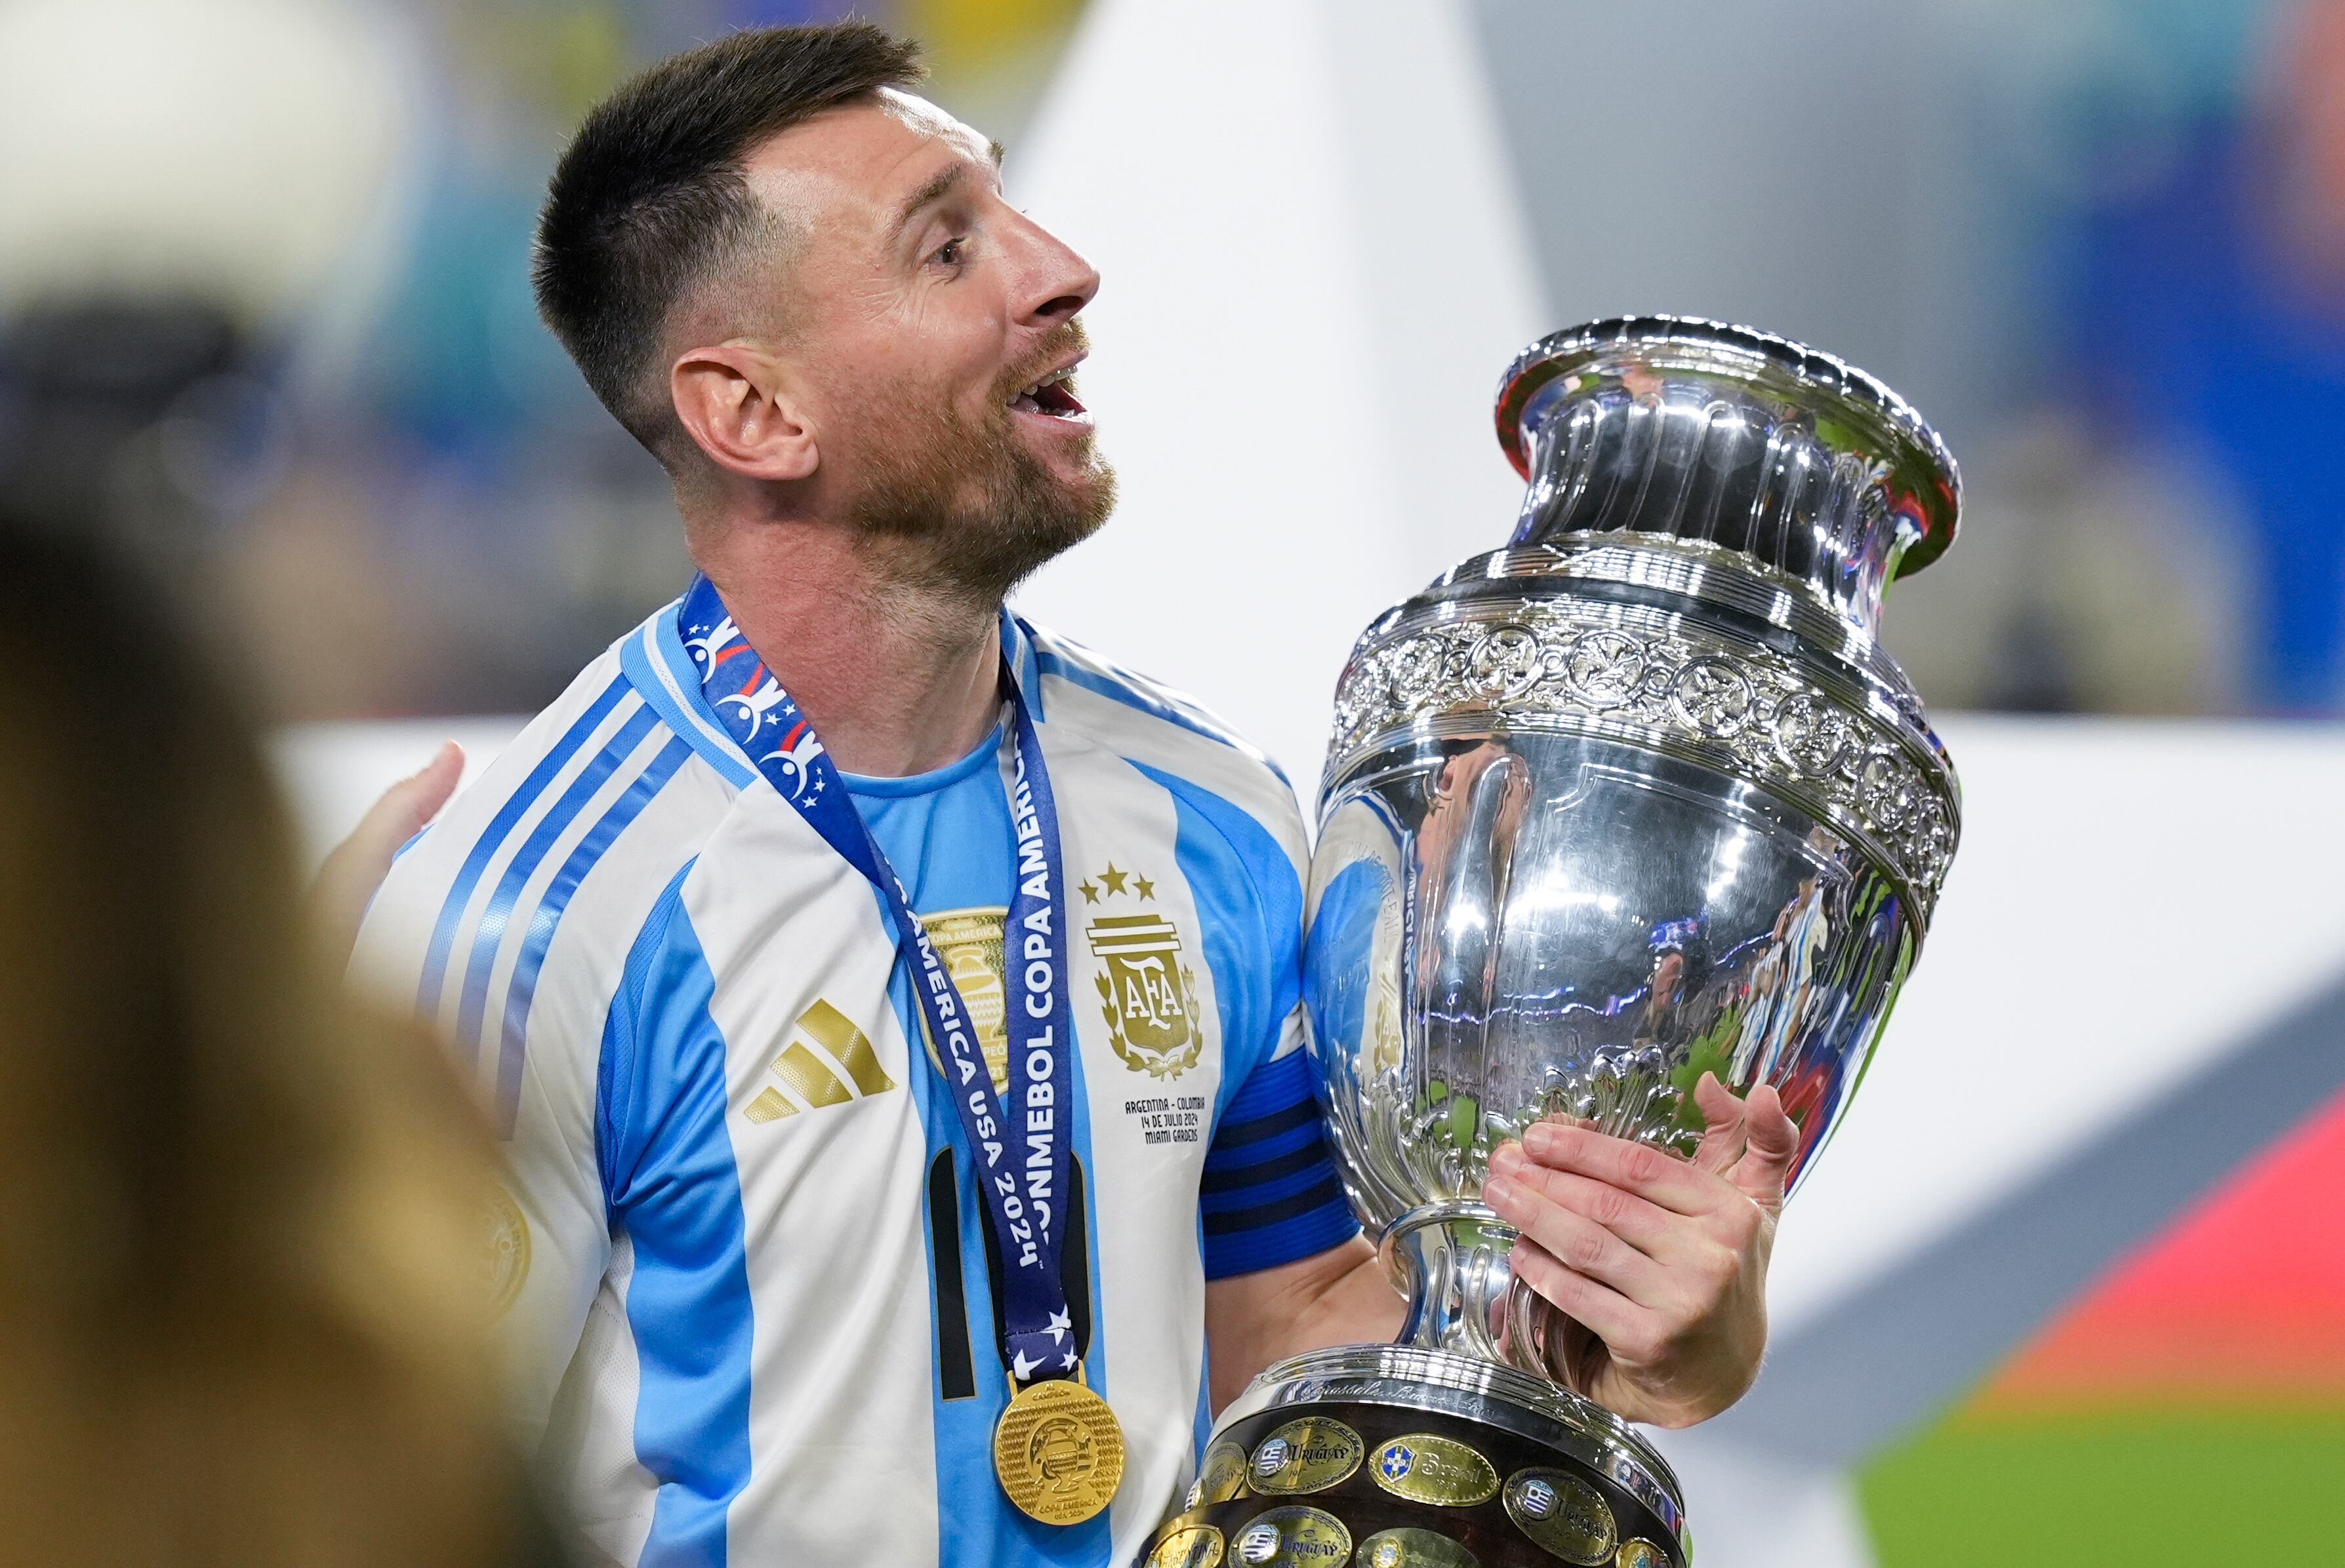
[1009,209,1099,326]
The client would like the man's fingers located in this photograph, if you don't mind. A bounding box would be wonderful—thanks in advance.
[1730,1083,1799,1214]
[310,741,464,961]
[1490,1143,1692,1261]
[365,740,465,850]
[1690,1071,1748,1175]
[1485,1163,1667,1304]
[1503,1237,1658,1361]
[1520,1119,1727,1216]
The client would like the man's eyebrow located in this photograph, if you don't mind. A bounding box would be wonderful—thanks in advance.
[890,162,970,244]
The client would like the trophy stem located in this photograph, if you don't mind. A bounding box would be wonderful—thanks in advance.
[1381,1201,1579,1388]
[1381,1201,1514,1363]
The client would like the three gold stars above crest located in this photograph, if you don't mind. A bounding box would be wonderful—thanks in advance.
[1079,862,1155,904]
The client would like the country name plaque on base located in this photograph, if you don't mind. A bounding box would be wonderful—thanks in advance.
[1139,317,1965,1566]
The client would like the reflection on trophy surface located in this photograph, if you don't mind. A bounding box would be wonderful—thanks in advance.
[1141,317,1962,1568]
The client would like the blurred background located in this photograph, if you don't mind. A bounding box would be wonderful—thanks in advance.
[5,0,2344,1563]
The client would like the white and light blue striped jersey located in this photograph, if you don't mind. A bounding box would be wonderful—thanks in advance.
[350,597,1356,1568]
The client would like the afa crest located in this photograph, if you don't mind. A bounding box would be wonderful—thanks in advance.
[1082,862,1204,1079]
[484,1185,530,1319]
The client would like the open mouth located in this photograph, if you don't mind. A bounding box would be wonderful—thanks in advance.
[1009,363,1088,421]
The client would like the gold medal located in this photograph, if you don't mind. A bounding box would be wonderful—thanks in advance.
[994,1375,1126,1525]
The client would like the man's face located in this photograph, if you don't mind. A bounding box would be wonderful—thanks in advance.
[733,91,1113,600]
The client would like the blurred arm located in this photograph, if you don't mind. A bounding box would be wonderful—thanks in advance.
[309,740,463,960]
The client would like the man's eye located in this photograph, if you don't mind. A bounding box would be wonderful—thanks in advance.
[932,237,966,266]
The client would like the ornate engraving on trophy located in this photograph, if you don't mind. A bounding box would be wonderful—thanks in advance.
[1564,628,1645,705]
[1326,607,1957,904]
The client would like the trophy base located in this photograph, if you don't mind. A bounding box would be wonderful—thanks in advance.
[1138,1345,1689,1568]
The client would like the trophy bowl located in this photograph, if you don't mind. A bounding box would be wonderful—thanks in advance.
[1139,318,1961,1568]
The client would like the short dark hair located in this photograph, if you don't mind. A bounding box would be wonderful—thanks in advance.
[533,22,925,460]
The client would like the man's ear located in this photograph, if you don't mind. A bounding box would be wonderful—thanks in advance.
[670,344,819,483]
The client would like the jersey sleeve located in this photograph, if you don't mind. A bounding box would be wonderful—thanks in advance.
[344,651,739,1451]
[350,820,624,1448]
[1199,1009,1359,1277]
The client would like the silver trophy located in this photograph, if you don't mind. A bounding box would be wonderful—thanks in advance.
[1143,319,1961,1568]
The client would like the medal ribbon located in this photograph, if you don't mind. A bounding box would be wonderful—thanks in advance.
[680,576,1081,1384]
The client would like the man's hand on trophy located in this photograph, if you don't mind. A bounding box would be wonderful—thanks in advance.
[1482,1072,1799,1428]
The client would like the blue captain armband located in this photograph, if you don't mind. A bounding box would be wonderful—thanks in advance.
[1199,1045,1358,1277]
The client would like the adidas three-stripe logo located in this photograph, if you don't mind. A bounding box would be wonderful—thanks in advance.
[746,1000,898,1122]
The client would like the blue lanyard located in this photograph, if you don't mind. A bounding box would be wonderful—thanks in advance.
[680,576,1080,1384]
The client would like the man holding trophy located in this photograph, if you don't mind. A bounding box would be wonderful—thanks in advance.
[348,21,1956,1568]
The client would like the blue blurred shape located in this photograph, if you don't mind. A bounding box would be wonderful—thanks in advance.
[2079,128,2345,712]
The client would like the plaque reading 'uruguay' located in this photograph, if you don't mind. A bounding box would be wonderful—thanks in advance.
[1248,1417,1364,1495]
[1231,1507,1351,1567]
[1505,1467,1618,1565]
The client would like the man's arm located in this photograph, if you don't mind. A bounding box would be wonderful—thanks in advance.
[1202,1074,1796,1427]
[1203,1236,1400,1412]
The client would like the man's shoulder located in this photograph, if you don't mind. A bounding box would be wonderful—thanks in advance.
[1020,617,1307,882]
[350,628,744,1019]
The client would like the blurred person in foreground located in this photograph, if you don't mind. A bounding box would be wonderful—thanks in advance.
[347,23,1795,1567]
[0,520,544,1567]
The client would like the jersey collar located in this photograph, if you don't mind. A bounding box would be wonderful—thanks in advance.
[623,595,1046,794]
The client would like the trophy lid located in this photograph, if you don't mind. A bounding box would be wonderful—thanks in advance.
[1494,317,1959,633]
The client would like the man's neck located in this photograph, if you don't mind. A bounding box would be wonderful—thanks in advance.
[697,523,1004,780]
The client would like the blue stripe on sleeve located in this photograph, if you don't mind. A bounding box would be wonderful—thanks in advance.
[452,704,659,1072]
[415,676,627,1020]
[598,884,754,1568]
[1198,1034,1357,1278]
[492,735,692,1136]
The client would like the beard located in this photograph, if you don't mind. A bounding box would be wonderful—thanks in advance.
[844,332,1116,609]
